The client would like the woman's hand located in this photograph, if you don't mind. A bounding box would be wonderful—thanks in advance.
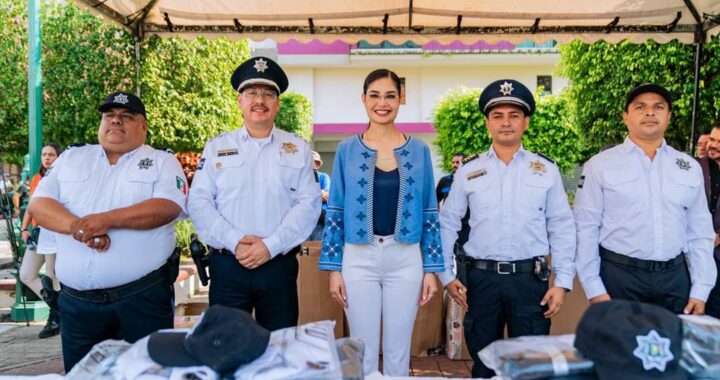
[329,271,348,308]
[21,230,30,243]
[419,273,438,306]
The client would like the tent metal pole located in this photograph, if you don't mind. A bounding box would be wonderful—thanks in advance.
[689,34,702,153]
[28,0,42,175]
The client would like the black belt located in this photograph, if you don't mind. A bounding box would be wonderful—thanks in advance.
[213,245,301,257]
[61,263,168,303]
[599,246,684,272]
[468,257,536,274]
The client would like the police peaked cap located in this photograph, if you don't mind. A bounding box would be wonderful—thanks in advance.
[478,79,536,116]
[231,56,288,94]
[98,91,147,119]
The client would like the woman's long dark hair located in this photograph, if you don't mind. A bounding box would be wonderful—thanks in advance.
[39,142,63,177]
[363,68,402,95]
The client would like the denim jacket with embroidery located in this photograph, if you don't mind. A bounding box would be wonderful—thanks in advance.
[318,135,444,272]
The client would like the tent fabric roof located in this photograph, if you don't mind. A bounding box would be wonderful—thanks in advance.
[77,0,720,43]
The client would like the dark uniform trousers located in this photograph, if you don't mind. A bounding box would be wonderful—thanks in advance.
[704,247,720,318]
[208,249,299,331]
[599,248,690,314]
[464,262,550,378]
[59,279,174,371]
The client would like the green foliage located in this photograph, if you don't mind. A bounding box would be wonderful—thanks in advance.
[276,92,313,140]
[559,38,720,155]
[432,87,584,173]
[175,219,196,257]
[140,35,249,152]
[0,0,30,163]
[432,87,489,169]
[42,2,136,148]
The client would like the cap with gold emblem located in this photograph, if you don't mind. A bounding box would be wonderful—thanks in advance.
[478,79,536,116]
[230,56,289,94]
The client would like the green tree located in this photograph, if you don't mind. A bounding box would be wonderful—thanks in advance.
[276,92,313,140]
[140,35,249,152]
[432,87,584,173]
[559,38,720,155]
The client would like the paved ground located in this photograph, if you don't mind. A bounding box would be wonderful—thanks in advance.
[0,324,63,376]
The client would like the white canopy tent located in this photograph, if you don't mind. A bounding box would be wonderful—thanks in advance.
[75,0,720,44]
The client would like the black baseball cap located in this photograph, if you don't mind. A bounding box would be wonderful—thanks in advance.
[148,305,270,375]
[478,79,536,116]
[625,84,673,111]
[575,300,686,380]
[98,91,147,118]
[230,56,288,94]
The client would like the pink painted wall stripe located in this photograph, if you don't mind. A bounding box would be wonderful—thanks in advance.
[314,122,435,134]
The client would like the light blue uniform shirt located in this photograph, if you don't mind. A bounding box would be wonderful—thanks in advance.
[439,146,576,289]
[188,127,321,257]
[574,137,716,301]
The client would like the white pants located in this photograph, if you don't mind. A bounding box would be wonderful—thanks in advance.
[343,237,423,376]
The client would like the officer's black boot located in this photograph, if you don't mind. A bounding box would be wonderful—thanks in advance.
[38,308,60,339]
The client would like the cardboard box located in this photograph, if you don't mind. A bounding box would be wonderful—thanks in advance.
[298,241,345,338]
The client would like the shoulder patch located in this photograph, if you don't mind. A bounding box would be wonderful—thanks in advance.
[462,153,480,164]
[534,152,556,164]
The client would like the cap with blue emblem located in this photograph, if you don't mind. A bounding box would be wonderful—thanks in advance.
[230,56,289,94]
[478,79,536,116]
[574,300,686,380]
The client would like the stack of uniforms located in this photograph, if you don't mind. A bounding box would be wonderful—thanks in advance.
[479,300,720,380]
[64,305,365,380]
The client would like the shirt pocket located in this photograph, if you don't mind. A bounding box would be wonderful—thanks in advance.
[57,167,90,204]
[603,170,643,210]
[520,175,552,216]
[466,174,497,212]
[215,155,249,197]
[126,169,157,201]
[271,154,305,199]
[665,170,700,209]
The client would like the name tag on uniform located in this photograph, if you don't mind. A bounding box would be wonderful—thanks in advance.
[217,148,238,157]
[467,168,487,180]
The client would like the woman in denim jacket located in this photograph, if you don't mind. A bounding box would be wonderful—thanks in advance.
[318,69,444,376]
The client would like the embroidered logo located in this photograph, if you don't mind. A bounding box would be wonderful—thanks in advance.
[530,160,546,176]
[253,58,268,73]
[197,157,205,170]
[113,93,129,104]
[499,81,514,96]
[578,175,585,189]
[632,330,674,372]
[138,157,153,170]
[676,158,690,171]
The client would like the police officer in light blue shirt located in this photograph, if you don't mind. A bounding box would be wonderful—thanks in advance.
[440,79,576,378]
[188,56,321,331]
[574,84,716,315]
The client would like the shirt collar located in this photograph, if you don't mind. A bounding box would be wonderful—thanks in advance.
[100,144,144,163]
[621,136,669,155]
[238,125,276,143]
[486,144,526,161]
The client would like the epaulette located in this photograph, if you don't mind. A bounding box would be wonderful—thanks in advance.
[534,152,556,164]
[154,146,175,154]
[462,153,480,164]
[66,142,87,150]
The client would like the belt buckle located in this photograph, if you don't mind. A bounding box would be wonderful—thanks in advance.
[497,262,515,274]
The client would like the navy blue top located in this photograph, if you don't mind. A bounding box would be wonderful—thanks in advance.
[373,167,400,236]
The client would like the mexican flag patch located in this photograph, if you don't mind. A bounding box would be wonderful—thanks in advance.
[176,176,187,194]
